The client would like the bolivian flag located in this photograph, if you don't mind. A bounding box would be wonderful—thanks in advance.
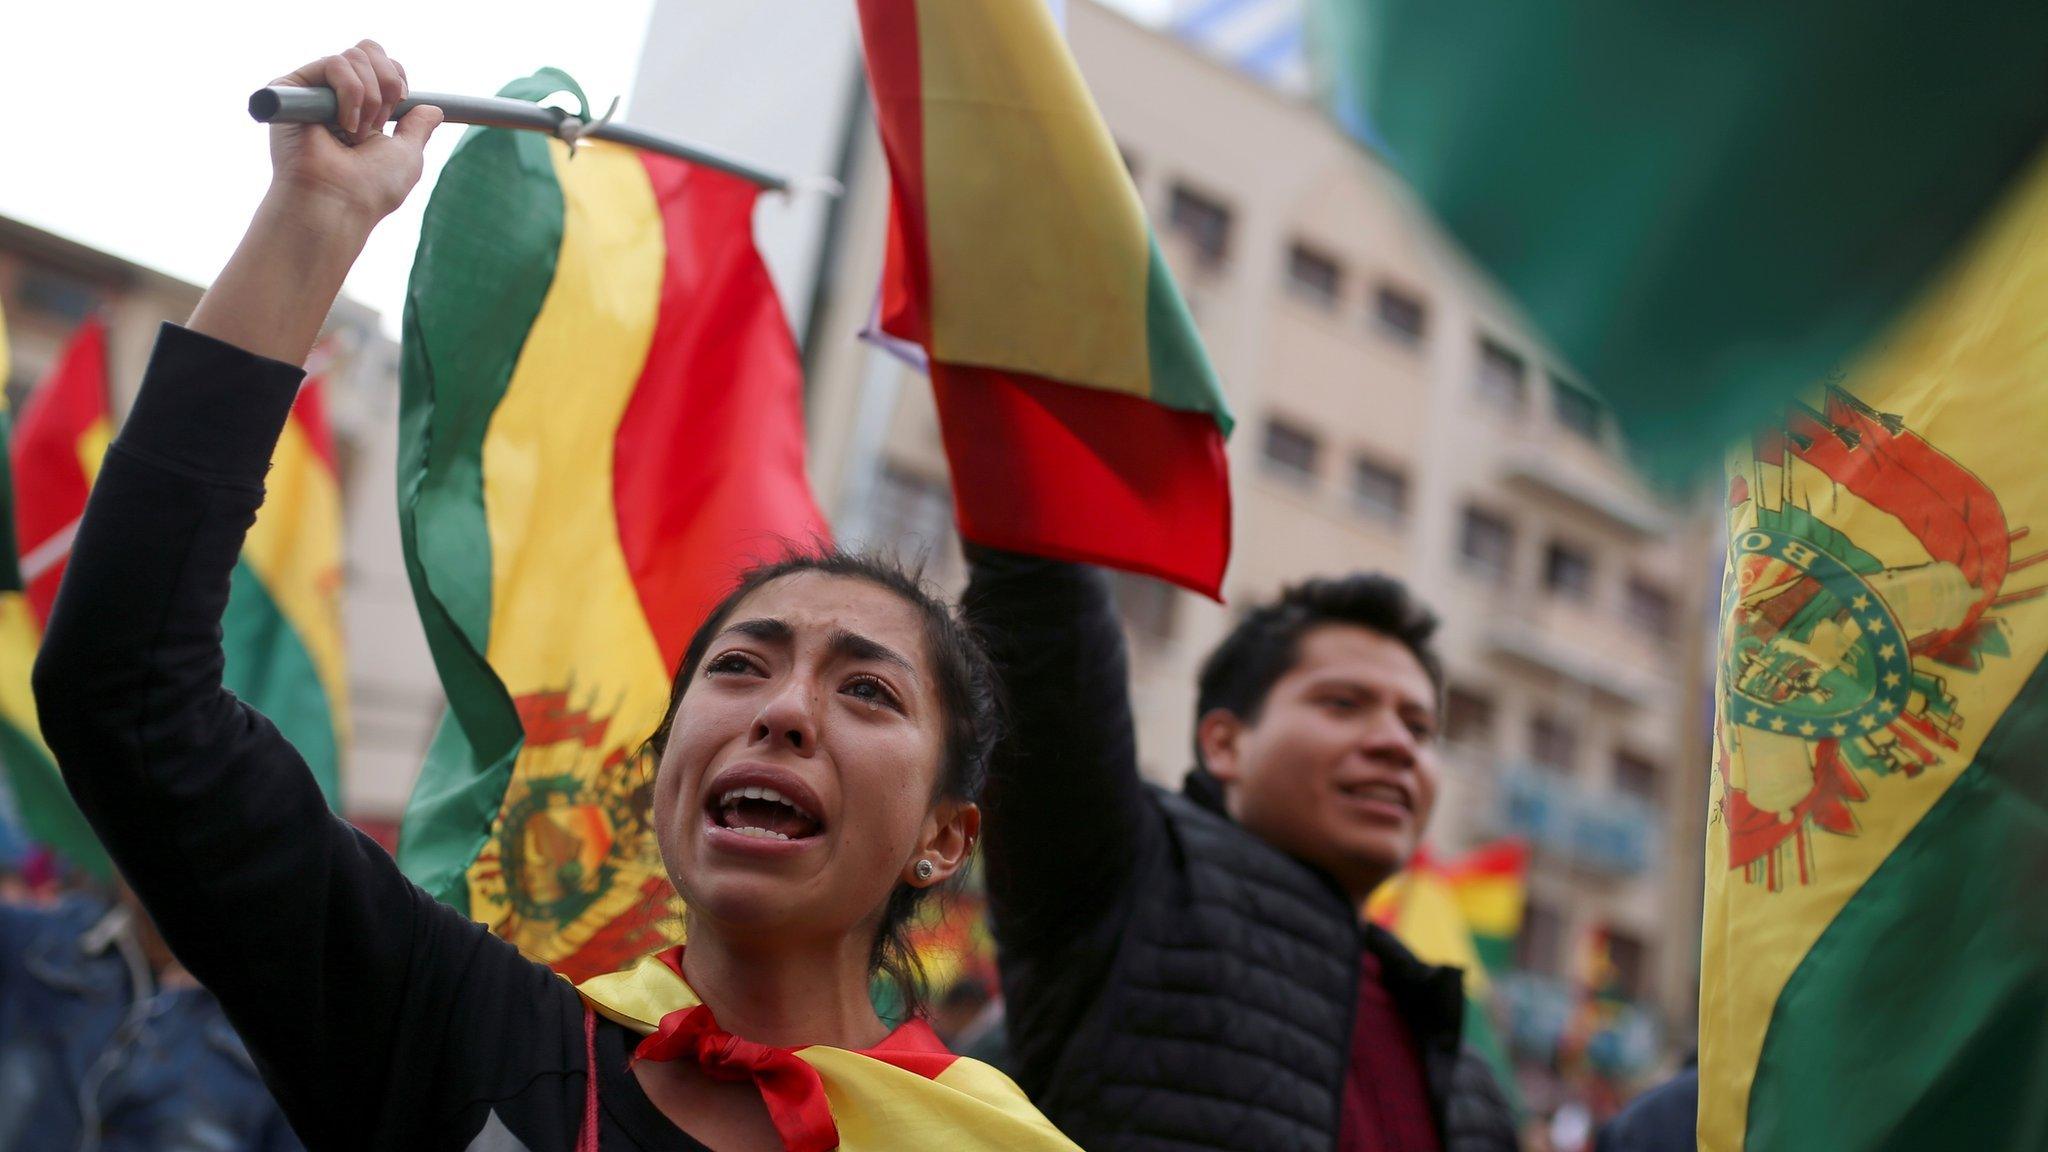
[397,70,829,981]
[222,354,348,806]
[1318,6,2048,1145]
[0,318,112,877]
[856,0,1234,598]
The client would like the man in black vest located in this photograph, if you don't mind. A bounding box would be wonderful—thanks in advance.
[963,550,1518,1152]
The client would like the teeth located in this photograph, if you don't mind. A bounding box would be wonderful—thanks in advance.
[728,825,791,841]
[718,785,799,811]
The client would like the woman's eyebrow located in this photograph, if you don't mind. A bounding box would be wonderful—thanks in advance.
[828,628,917,679]
[720,617,792,644]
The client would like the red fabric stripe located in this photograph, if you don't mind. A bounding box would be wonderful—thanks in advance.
[932,366,1230,599]
[13,317,110,626]
[288,377,338,475]
[613,152,830,673]
[857,0,932,347]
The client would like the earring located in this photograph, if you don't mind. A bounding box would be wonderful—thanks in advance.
[914,858,936,882]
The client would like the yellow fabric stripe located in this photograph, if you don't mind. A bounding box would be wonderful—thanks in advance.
[239,415,349,744]
[916,0,1153,398]
[1700,149,2048,1152]
[1369,871,1491,998]
[0,595,45,744]
[804,1047,1082,1151]
[480,139,670,755]
[1450,873,1526,940]
[77,417,110,487]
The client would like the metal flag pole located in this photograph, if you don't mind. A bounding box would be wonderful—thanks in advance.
[248,86,840,198]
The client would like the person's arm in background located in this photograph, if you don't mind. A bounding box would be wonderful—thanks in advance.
[960,547,1158,1081]
[29,45,485,1147]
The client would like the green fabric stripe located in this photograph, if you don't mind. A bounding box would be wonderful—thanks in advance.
[395,69,576,904]
[1142,236,1234,436]
[1316,0,2048,479]
[221,557,340,809]
[0,712,109,878]
[1463,995,1522,1121]
[1749,657,2048,1150]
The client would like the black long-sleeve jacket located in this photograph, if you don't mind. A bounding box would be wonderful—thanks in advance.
[34,324,709,1151]
[962,550,1519,1152]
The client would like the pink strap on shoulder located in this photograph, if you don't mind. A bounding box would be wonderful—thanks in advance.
[579,1005,601,1152]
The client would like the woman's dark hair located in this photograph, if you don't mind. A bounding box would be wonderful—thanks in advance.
[646,547,1000,1011]
[1193,572,1443,767]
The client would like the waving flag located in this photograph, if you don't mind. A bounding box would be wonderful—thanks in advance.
[397,71,829,980]
[1697,159,2048,1150]
[1312,0,2048,478]
[0,318,112,877]
[221,352,349,807]
[857,0,1235,598]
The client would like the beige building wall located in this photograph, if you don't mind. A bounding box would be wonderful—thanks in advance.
[802,2,1714,1057]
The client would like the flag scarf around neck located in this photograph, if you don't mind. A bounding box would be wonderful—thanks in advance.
[577,949,1082,1152]
[1701,153,2048,1151]
[1313,0,2048,479]
[856,0,1234,598]
[222,360,348,805]
[396,70,830,981]
[0,318,111,876]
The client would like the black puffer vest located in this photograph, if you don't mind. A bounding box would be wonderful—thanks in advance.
[1001,779,1519,1152]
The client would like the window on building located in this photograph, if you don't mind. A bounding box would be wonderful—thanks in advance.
[1285,242,1342,309]
[1613,750,1659,802]
[1530,712,1579,775]
[1350,456,1408,524]
[1113,572,1180,643]
[1543,539,1596,601]
[1443,685,1496,748]
[1374,284,1428,346]
[1475,337,1527,412]
[1261,417,1321,485]
[1605,929,1649,1001]
[1519,900,1564,975]
[1458,506,1515,583]
[1552,374,1605,443]
[18,269,98,323]
[1168,184,1234,267]
[1625,576,1676,639]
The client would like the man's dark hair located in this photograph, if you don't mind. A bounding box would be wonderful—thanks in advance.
[646,547,1000,1012]
[1193,573,1443,763]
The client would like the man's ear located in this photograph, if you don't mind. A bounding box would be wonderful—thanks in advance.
[1197,709,1247,787]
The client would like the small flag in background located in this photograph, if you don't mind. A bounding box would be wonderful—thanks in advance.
[397,70,830,981]
[856,0,1235,598]
[221,344,349,808]
[0,318,112,878]
[1368,840,1527,1105]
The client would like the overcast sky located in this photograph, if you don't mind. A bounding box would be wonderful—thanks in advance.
[0,0,1170,338]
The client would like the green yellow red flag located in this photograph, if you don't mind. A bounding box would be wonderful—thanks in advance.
[1702,156,2048,1149]
[0,318,112,877]
[856,0,1234,598]
[221,350,349,806]
[396,71,830,980]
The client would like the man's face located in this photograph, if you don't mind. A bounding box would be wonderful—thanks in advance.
[1201,624,1440,901]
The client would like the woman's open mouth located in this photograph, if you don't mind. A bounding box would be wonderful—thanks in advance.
[700,764,827,852]
[710,785,823,841]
